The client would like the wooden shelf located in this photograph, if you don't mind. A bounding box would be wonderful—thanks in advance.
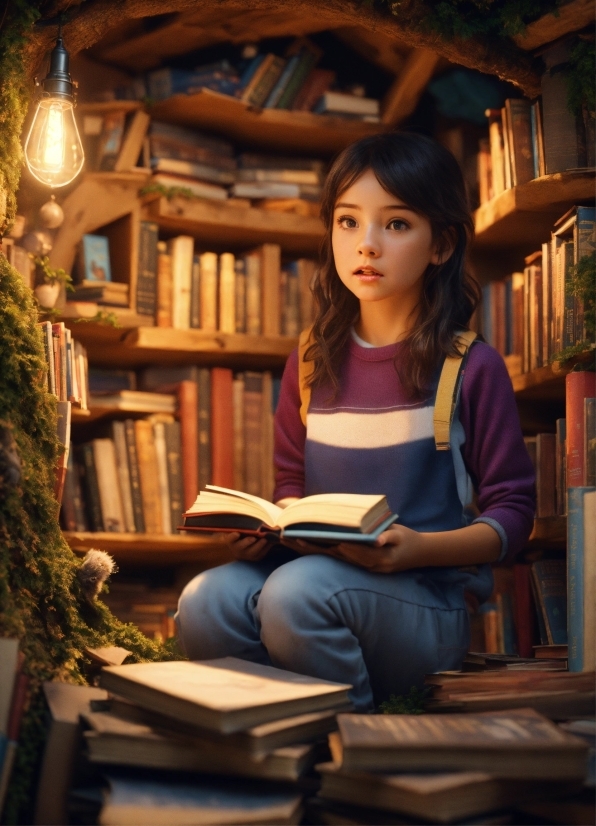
[473,171,595,251]
[528,516,566,549]
[150,88,385,155]
[144,194,324,255]
[514,0,594,51]
[65,531,234,567]
[508,353,593,400]
[67,324,297,369]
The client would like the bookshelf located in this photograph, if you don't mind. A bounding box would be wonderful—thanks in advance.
[65,530,234,566]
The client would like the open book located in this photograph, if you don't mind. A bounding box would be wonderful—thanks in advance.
[180,485,397,543]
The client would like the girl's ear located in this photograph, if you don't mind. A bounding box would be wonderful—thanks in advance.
[430,228,456,265]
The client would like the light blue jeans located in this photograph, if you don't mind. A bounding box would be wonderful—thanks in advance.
[175,549,473,711]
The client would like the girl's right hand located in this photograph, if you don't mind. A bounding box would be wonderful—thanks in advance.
[222,532,271,562]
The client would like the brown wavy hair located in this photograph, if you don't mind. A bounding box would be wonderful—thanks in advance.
[306,131,480,399]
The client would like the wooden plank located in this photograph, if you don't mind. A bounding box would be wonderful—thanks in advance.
[514,0,594,50]
[473,170,595,249]
[528,516,566,548]
[65,531,233,567]
[149,88,386,155]
[381,48,440,126]
[332,26,409,76]
[128,327,297,359]
[145,195,323,255]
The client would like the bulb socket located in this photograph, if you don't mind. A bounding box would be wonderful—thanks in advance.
[42,36,74,100]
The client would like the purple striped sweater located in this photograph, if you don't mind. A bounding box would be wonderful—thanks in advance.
[274,337,535,567]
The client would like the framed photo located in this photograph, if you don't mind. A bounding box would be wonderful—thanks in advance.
[80,234,111,282]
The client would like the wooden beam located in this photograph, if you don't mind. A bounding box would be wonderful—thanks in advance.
[332,26,408,76]
[514,0,594,51]
[381,48,440,126]
[23,0,542,99]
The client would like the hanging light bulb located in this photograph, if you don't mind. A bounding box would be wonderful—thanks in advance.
[24,28,84,188]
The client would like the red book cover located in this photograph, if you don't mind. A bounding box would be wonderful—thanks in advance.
[513,563,535,658]
[211,367,234,489]
[536,432,556,517]
[566,371,596,487]
[178,380,198,511]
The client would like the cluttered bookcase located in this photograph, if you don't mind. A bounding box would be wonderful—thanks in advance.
[5,3,594,653]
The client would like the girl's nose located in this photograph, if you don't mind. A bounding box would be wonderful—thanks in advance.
[357,226,380,257]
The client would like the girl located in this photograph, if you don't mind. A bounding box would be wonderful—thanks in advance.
[176,132,535,711]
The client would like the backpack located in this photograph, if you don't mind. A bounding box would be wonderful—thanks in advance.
[297,327,477,451]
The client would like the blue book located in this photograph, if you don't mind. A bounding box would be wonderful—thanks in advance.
[240,55,265,88]
[567,486,596,671]
[531,559,567,646]
[263,55,300,109]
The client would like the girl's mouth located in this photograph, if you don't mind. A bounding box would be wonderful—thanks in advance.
[353,267,383,281]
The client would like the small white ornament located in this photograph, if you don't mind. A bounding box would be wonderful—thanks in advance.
[21,230,53,255]
[38,197,64,229]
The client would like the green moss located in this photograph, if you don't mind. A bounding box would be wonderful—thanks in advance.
[377,686,431,714]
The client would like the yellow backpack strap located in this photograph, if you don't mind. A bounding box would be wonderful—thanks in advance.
[433,330,477,451]
[298,326,314,428]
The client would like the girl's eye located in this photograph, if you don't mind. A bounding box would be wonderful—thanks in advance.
[337,216,358,229]
[387,219,409,231]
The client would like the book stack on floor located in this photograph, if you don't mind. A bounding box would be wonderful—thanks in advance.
[309,708,590,825]
[35,658,352,826]
[479,206,595,371]
[133,221,316,334]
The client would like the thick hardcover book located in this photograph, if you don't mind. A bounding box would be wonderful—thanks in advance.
[531,560,567,646]
[250,55,287,108]
[566,371,596,487]
[292,67,335,111]
[199,251,218,332]
[155,242,172,327]
[134,419,163,534]
[541,42,583,174]
[242,53,277,104]
[259,244,281,337]
[168,235,194,330]
[99,656,351,734]
[153,422,172,534]
[77,443,104,532]
[505,98,534,187]
[111,421,136,533]
[61,448,88,532]
[163,420,184,533]
[136,221,158,317]
[190,254,201,329]
[334,709,588,778]
[178,380,199,512]
[234,257,247,333]
[197,368,212,491]
[211,368,235,489]
[218,252,236,334]
[567,486,596,672]
[276,42,321,110]
[485,109,505,197]
[124,419,146,533]
[182,485,396,544]
[243,372,263,497]
[261,372,275,501]
[150,156,235,185]
[263,54,300,108]
[536,432,556,517]
[92,438,126,533]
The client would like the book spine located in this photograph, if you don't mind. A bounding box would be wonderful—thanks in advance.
[536,432,556,517]
[513,563,534,658]
[505,98,534,187]
[232,374,245,492]
[511,272,524,359]
[261,371,275,501]
[153,422,172,534]
[292,68,335,112]
[245,252,261,335]
[242,54,276,104]
[277,49,319,110]
[190,254,201,329]
[60,448,87,532]
[566,371,596,487]
[260,244,281,337]
[134,419,163,534]
[485,109,505,197]
[562,241,576,349]
[574,208,596,342]
[211,367,235,489]
[264,54,300,108]
[500,105,512,190]
[249,56,286,108]
[156,244,173,328]
[541,62,581,174]
[567,487,588,671]
[218,252,236,333]
[582,488,596,671]
[585,398,596,487]
[234,258,247,333]
[529,568,549,645]
[555,418,567,516]
[92,438,126,532]
[541,241,551,366]
[124,419,146,533]
[169,235,194,329]
[199,252,218,332]
[77,443,104,532]
[164,420,184,533]
[136,221,159,317]
[243,371,263,496]
[197,368,212,491]
[179,380,199,511]
[532,560,568,646]
[111,421,137,532]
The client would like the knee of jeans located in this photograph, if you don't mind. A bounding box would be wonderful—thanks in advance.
[258,557,328,632]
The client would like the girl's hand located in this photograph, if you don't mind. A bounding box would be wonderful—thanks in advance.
[222,532,271,562]
[283,525,423,573]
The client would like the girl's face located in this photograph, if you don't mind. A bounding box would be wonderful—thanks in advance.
[332,169,442,307]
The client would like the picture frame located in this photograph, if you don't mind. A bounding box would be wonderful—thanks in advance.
[80,234,112,282]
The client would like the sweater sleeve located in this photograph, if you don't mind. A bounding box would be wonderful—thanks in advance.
[273,348,306,502]
[458,342,536,564]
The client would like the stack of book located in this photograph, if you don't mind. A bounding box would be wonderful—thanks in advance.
[35,658,352,825]
[136,222,316,335]
[311,708,590,824]
[479,206,595,370]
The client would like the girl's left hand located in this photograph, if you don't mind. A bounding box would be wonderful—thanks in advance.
[285,524,423,574]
